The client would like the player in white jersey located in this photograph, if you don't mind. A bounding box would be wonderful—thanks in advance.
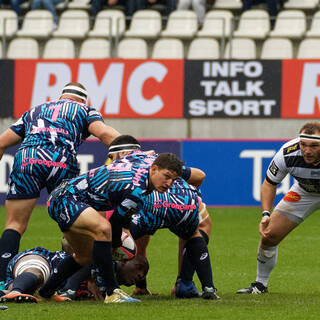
[237,121,320,294]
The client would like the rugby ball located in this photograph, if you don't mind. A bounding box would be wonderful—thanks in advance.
[112,232,136,261]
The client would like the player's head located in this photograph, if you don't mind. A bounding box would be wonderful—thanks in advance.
[116,255,149,286]
[299,121,320,164]
[60,82,88,104]
[108,135,141,161]
[149,152,183,193]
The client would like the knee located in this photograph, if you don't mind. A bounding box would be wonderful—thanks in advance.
[261,229,280,246]
[94,222,112,241]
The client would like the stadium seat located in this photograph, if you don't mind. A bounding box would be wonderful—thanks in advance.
[224,38,256,59]
[269,10,306,39]
[161,10,198,39]
[233,9,270,39]
[87,9,125,39]
[284,0,319,9]
[152,38,184,59]
[124,10,161,39]
[52,9,89,39]
[16,10,54,39]
[213,0,242,10]
[0,10,18,38]
[196,10,233,39]
[306,10,320,37]
[68,0,91,9]
[117,38,148,59]
[260,38,293,59]
[7,38,39,59]
[79,38,111,58]
[187,38,220,60]
[297,38,320,59]
[43,38,75,58]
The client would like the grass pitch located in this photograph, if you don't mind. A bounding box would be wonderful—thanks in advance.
[1,206,320,319]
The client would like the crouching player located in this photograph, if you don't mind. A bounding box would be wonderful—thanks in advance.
[0,246,149,303]
[107,135,219,300]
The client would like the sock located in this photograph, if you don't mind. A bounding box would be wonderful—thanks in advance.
[256,244,278,287]
[0,229,21,281]
[11,272,39,294]
[93,241,118,296]
[179,230,209,282]
[185,237,214,290]
[39,255,82,298]
[61,266,91,292]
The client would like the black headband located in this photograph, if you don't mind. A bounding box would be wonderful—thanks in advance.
[62,85,88,101]
[108,143,141,154]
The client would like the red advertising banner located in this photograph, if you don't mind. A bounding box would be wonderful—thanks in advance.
[14,59,184,118]
[282,59,320,118]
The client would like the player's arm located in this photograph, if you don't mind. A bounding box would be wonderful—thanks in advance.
[0,128,22,161]
[259,178,277,236]
[260,178,277,214]
[182,167,206,188]
[88,121,120,147]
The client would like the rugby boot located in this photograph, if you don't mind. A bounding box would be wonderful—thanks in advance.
[236,281,268,294]
[104,288,141,303]
[201,287,220,300]
[0,292,38,303]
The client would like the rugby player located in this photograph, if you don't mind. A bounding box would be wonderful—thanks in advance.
[0,246,148,303]
[237,121,320,294]
[107,135,219,300]
[0,82,120,290]
[38,151,183,303]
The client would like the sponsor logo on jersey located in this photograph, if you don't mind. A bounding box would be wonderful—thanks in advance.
[284,143,299,154]
[268,161,279,176]
[22,158,67,168]
[283,191,301,202]
[153,199,196,211]
[31,127,69,135]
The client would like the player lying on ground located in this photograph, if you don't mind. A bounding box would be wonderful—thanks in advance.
[106,135,219,300]
[0,244,148,303]
[38,151,183,304]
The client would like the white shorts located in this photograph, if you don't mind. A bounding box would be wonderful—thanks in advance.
[275,183,320,224]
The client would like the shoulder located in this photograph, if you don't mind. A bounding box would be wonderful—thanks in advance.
[282,138,300,156]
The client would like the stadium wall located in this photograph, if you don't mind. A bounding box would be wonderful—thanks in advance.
[0,139,293,207]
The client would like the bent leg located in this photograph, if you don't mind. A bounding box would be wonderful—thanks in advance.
[0,198,37,282]
[256,211,298,287]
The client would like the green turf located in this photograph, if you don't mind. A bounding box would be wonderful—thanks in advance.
[1,206,320,319]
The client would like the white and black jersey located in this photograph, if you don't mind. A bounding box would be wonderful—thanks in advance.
[266,138,320,193]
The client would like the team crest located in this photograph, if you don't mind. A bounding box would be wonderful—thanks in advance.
[268,161,279,176]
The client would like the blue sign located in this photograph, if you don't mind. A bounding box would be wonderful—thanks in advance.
[182,140,293,206]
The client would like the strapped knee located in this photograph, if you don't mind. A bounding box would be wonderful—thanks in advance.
[257,245,277,261]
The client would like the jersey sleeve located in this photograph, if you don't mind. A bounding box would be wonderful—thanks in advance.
[9,114,27,138]
[266,147,288,184]
[87,107,104,126]
[181,165,191,181]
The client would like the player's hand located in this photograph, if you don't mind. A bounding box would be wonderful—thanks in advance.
[259,216,270,237]
[132,287,152,296]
